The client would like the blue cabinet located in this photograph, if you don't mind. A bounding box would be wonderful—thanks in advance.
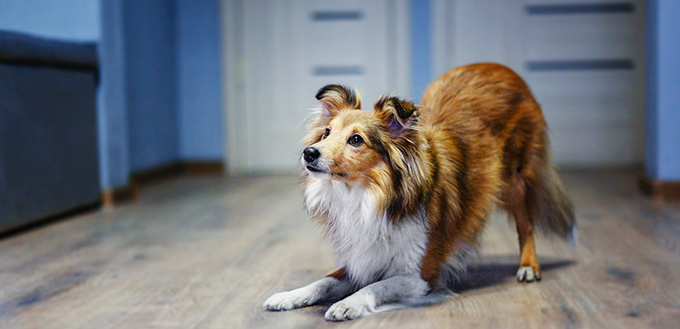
[0,32,99,232]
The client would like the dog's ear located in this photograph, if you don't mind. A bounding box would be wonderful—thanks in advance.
[374,96,418,136]
[315,84,362,116]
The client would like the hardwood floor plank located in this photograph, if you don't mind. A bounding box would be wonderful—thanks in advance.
[1,170,679,328]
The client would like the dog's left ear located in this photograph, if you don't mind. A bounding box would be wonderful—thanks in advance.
[374,96,418,136]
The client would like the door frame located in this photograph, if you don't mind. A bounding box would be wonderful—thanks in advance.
[220,0,411,174]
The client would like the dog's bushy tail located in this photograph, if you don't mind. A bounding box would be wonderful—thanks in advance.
[529,165,576,242]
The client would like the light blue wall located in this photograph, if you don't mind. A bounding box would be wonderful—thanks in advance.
[124,0,180,173]
[176,0,224,160]
[410,0,432,103]
[99,0,130,189]
[0,0,99,41]
[99,0,224,183]
[646,0,680,181]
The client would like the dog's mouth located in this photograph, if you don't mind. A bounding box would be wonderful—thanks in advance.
[306,166,348,178]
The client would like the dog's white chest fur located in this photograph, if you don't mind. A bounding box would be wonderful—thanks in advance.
[305,179,429,287]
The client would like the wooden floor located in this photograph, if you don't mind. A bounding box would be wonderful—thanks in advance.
[1,170,680,328]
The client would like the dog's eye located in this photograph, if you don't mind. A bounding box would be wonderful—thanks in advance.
[348,134,364,147]
[322,128,331,140]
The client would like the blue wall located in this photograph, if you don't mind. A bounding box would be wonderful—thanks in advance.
[99,0,130,189]
[410,0,432,103]
[646,0,680,181]
[98,0,224,186]
[124,0,180,173]
[122,0,224,173]
[0,0,99,42]
[176,0,224,160]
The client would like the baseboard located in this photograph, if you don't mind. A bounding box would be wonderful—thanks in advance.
[639,176,680,202]
[101,185,137,207]
[102,161,225,207]
[130,161,225,186]
[182,161,225,175]
[130,162,185,186]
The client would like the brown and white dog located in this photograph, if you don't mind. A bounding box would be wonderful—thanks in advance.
[264,63,575,321]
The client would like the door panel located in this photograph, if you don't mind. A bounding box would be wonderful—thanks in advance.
[527,14,636,61]
[433,0,645,167]
[227,0,408,172]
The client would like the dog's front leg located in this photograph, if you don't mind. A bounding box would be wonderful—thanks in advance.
[324,275,429,321]
[264,276,355,311]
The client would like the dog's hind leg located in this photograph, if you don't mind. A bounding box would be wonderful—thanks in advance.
[503,157,542,282]
[509,201,542,282]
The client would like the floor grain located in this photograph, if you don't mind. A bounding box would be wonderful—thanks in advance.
[1,170,679,328]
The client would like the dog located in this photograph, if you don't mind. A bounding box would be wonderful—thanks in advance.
[264,63,575,321]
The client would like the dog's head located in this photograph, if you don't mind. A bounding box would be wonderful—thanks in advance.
[301,84,418,185]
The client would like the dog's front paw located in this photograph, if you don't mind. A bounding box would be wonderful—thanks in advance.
[325,296,375,321]
[263,290,314,311]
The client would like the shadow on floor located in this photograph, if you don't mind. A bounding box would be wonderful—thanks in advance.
[451,255,576,293]
[301,255,576,318]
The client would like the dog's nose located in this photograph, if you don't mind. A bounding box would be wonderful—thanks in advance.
[303,147,320,163]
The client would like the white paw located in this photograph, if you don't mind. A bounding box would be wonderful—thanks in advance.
[263,290,314,311]
[325,296,376,321]
[516,266,541,282]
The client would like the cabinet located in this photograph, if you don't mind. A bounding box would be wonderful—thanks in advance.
[0,31,99,233]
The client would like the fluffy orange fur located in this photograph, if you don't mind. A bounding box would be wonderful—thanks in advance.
[302,63,575,287]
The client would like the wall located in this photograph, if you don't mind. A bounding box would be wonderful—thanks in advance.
[99,0,225,186]
[0,0,99,41]
[646,0,680,181]
[5,0,675,185]
[124,0,180,173]
[176,0,224,160]
[99,0,130,189]
[410,0,432,103]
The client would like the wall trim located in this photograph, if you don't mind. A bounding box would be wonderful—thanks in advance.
[101,185,137,207]
[103,160,225,207]
[221,0,240,174]
[431,0,450,78]
[639,176,680,202]
[131,161,225,184]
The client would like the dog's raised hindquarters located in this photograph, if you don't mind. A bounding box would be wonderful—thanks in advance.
[264,63,576,321]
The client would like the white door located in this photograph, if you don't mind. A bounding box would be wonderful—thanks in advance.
[222,0,410,173]
[433,0,646,167]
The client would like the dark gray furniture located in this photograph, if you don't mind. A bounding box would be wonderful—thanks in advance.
[0,31,100,233]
